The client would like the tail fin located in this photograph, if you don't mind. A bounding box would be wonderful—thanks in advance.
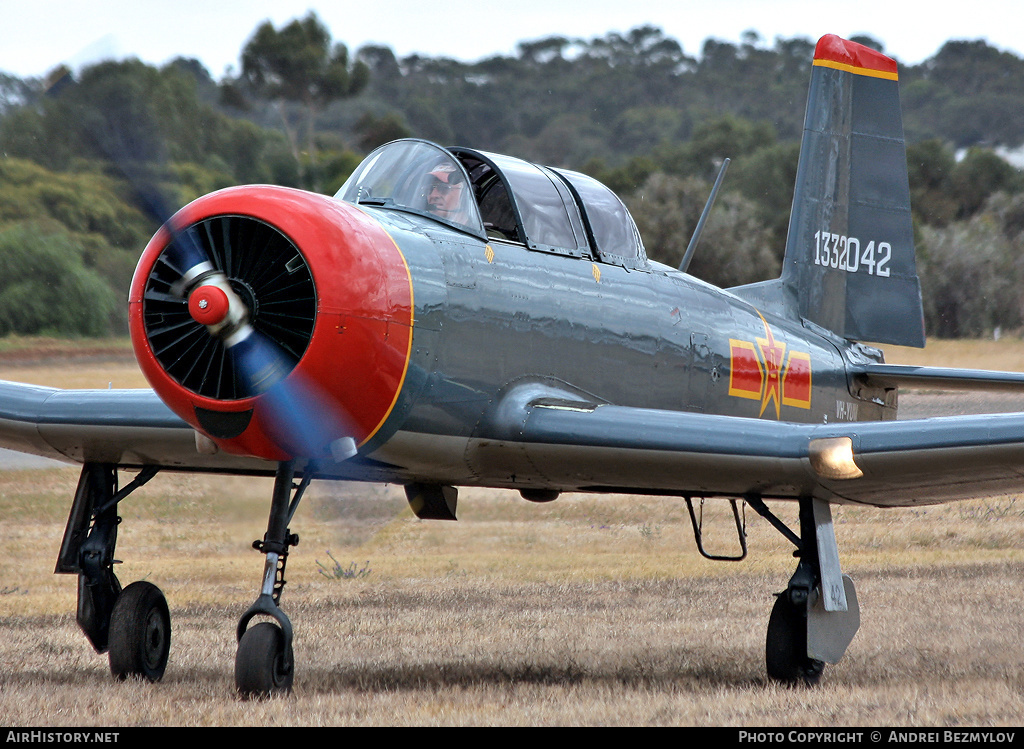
[733,35,925,348]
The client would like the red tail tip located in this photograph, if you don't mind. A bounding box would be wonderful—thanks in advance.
[814,34,898,76]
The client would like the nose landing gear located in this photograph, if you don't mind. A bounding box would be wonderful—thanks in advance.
[233,460,311,698]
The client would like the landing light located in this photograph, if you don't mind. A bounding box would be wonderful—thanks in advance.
[808,437,863,480]
[330,437,357,462]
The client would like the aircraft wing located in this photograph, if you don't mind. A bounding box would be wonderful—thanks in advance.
[499,397,1024,508]
[5,373,1024,508]
[0,380,270,473]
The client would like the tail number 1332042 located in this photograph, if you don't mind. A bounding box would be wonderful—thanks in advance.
[814,231,891,277]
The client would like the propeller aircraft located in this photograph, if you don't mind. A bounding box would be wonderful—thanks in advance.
[6,34,1024,696]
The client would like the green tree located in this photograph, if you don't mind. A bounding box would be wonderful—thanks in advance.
[984,191,1024,243]
[906,139,958,227]
[0,223,118,336]
[0,158,153,331]
[239,12,369,191]
[917,200,1024,337]
[611,106,687,157]
[658,115,777,181]
[1,58,287,198]
[627,172,779,287]
[354,111,411,152]
[583,155,658,196]
[902,40,1024,148]
[950,147,1021,219]
[728,140,801,248]
[0,72,35,115]
[0,158,151,251]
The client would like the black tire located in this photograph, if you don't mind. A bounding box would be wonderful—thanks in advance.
[235,622,294,698]
[108,581,171,682]
[765,593,825,686]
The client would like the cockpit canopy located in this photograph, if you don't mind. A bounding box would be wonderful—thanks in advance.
[337,139,646,268]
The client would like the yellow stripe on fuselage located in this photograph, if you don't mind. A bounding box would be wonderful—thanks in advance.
[347,205,416,449]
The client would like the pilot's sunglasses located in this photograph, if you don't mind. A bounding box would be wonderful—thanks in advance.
[429,180,463,195]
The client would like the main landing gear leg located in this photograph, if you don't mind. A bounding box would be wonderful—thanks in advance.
[234,460,312,698]
[56,463,166,681]
[750,496,860,685]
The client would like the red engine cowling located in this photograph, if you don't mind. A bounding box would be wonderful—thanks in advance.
[128,185,414,461]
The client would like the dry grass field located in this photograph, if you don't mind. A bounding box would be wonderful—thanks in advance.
[2,338,1024,726]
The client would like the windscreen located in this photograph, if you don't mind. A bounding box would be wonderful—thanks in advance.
[338,140,485,237]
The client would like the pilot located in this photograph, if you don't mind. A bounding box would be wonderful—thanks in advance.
[425,162,471,225]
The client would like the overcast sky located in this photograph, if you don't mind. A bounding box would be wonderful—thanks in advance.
[2,0,1023,81]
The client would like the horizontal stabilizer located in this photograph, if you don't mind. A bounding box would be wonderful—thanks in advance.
[853,363,1024,392]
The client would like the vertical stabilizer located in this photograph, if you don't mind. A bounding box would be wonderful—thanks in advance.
[749,36,926,347]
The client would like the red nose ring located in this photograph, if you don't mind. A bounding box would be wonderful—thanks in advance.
[188,285,231,326]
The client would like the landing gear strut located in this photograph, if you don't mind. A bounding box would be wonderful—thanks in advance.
[749,496,860,685]
[234,460,312,698]
[56,463,166,680]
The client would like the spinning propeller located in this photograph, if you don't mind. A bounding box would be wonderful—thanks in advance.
[141,210,355,461]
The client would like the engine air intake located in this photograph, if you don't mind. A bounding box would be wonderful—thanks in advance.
[141,215,316,401]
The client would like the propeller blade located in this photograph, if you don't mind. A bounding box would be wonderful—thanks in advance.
[226,325,352,459]
[166,226,217,297]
